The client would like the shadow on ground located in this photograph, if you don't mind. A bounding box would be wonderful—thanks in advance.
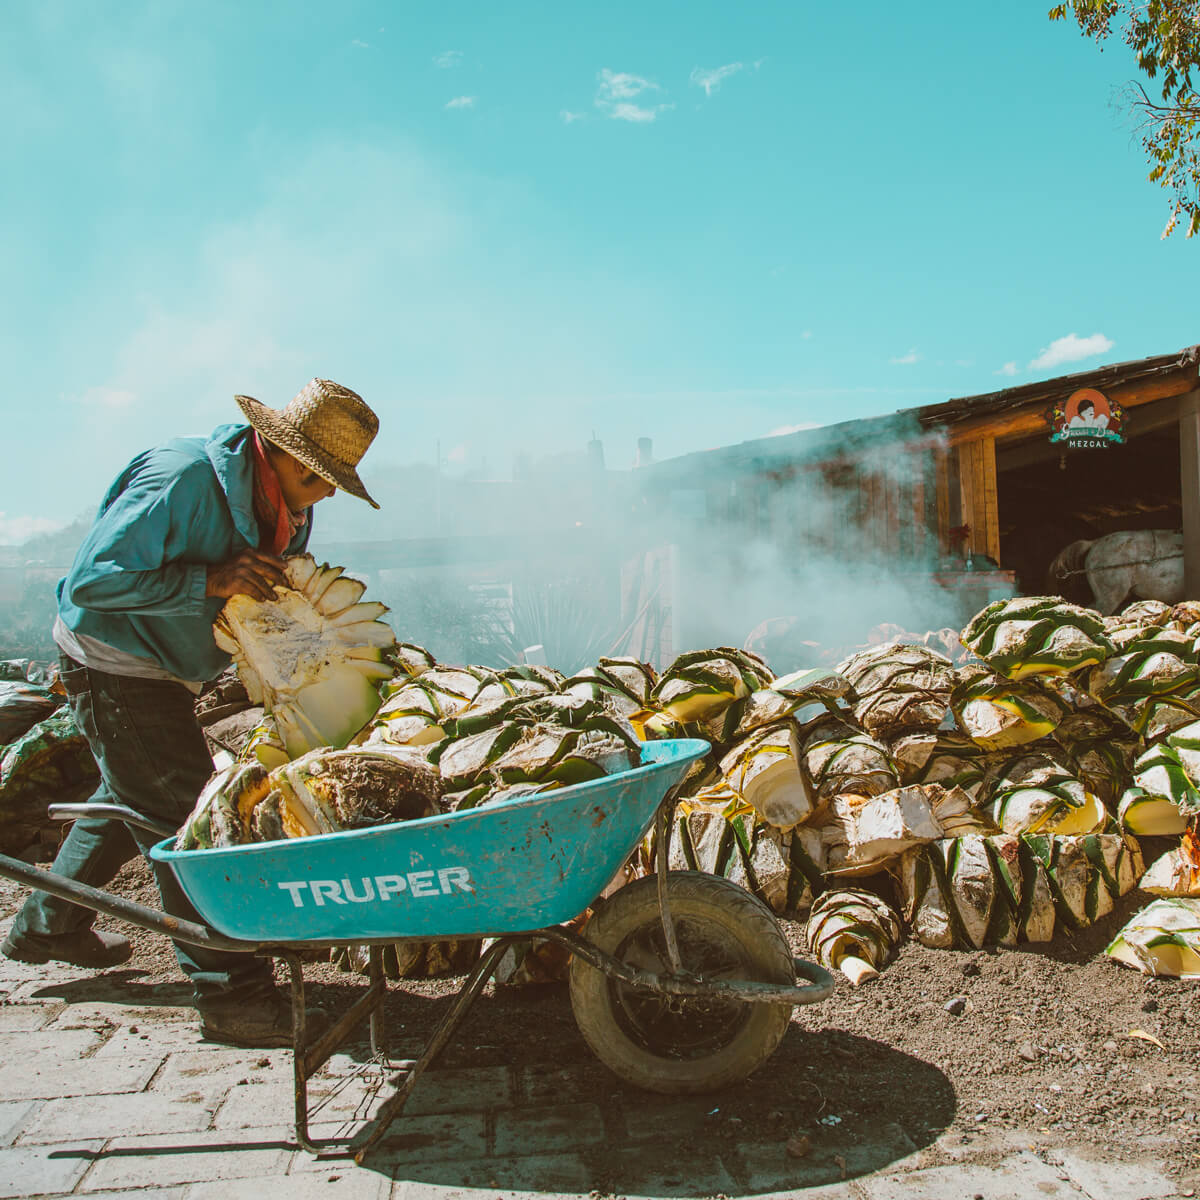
[367,1017,953,1197]
[32,975,954,1196]
[30,968,195,1007]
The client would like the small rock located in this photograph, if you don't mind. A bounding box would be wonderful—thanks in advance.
[256,1056,271,1068]
[1102,1040,1118,1052]
[1018,1043,1038,1062]
[128,1025,138,1034]
[962,961,981,978]
[786,1134,812,1159]
[945,996,968,1016]
[1142,999,1160,1013]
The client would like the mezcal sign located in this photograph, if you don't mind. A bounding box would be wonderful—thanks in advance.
[1046,388,1127,449]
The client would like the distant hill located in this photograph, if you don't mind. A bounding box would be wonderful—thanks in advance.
[0,513,93,661]
[15,513,93,565]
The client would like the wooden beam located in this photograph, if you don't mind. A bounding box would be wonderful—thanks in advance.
[996,394,1182,471]
[943,372,1196,448]
[981,435,1000,562]
[1180,389,1200,599]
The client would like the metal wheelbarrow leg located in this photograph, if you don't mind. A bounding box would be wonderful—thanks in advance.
[0,743,834,1159]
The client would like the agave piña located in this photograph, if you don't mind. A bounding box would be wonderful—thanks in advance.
[805,889,902,986]
[961,596,1114,680]
[835,642,954,735]
[719,721,814,830]
[651,647,773,724]
[951,666,1066,751]
[1126,721,1200,833]
[1106,897,1200,978]
[213,555,395,758]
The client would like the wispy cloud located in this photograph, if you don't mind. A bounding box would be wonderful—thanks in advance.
[690,63,744,97]
[560,110,586,124]
[1028,332,1114,370]
[598,69,658,101]
[445,96,476,110]
[434,50,462,69]
[351,39,370,49]
[996,361,1019,377]
[595,68,672,122]
[609,102,663,123]
[890,348,920,365]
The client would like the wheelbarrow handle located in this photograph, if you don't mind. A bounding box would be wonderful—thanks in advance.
[48,803,176,840]
[0,851,255,953]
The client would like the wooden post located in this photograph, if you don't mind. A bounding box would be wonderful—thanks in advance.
[980,435,1000,565]
[1180,389,1200,599]
[955,436,1001,564]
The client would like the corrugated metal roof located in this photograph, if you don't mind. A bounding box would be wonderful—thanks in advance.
[911,344,1199,429]
[640,343,1199,486]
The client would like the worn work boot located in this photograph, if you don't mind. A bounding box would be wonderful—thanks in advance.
[1,928,132,968]
[198,990,329,1050]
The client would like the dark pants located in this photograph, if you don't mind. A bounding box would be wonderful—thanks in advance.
[10,655,274,1008]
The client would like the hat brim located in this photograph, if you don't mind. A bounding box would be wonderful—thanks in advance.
[235,394,380,509]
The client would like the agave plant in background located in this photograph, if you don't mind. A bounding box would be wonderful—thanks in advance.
[469,574,628,676]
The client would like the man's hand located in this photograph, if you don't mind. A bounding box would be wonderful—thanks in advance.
[205,549,288,602]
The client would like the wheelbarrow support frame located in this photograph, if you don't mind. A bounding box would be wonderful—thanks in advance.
[0,770,833,1161]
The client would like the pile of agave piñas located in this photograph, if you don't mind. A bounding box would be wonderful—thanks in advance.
[183,558,1200,983]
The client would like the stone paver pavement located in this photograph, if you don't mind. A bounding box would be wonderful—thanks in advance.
[0,933,1190,1200]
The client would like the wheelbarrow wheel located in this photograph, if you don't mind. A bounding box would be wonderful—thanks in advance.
[569,871,794,1094]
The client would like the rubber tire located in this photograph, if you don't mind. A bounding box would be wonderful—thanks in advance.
[569,871,795,1094]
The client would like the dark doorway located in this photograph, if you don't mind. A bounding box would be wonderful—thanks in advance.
[997,424,1181,596]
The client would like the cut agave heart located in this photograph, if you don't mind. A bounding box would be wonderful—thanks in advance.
[213,555,395,759]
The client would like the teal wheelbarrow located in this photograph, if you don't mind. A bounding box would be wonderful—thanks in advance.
[0,738,833,1159]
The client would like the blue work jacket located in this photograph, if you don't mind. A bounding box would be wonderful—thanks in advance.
[56,422,312,683]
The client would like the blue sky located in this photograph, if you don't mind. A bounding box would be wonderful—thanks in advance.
[1,0,1195,544]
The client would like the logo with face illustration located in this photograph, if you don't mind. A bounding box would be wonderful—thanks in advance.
[1046,388,1126,448]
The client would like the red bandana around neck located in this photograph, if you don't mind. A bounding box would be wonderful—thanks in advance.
[250,431,308,554]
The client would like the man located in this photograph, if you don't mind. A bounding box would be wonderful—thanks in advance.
[2,379,380,1048]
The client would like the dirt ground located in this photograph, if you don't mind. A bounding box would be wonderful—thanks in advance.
[26,853,1183,1182]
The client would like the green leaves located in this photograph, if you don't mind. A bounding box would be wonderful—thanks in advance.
[1050,1,1200,237]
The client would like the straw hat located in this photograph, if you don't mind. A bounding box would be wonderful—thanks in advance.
[235,379,380,509]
